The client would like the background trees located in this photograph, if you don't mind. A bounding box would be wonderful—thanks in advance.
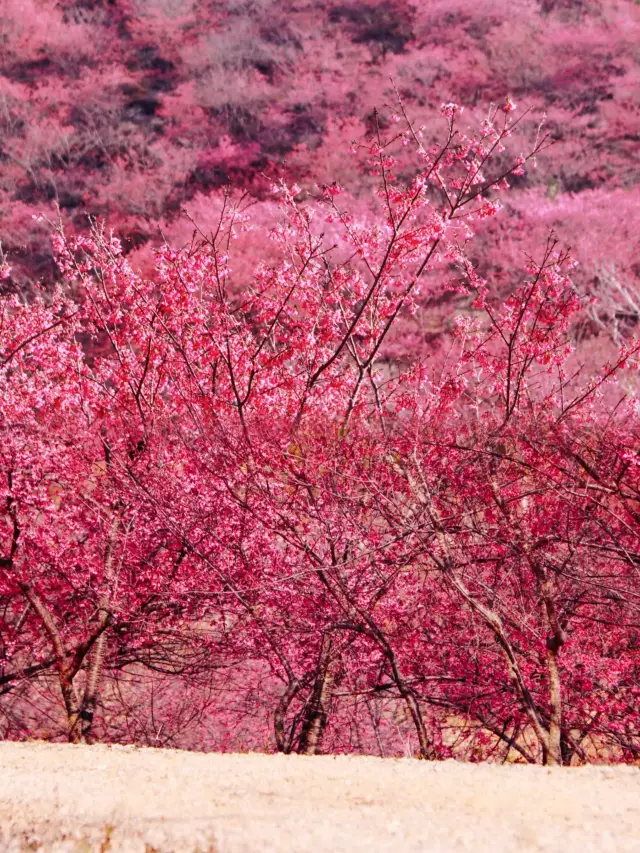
[0,0,638,366]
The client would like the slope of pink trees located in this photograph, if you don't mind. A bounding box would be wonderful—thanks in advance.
[1,101,638,763]
[0,0,638,359]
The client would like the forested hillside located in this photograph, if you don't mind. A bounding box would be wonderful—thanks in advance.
[1,0,638,351]
[0,1,639,764]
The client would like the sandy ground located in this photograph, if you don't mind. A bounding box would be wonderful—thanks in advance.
[0,743,639,853]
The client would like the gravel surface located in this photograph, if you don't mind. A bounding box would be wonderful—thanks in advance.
[0,742,639,852]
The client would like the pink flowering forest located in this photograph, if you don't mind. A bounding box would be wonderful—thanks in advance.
[0,0,639,764]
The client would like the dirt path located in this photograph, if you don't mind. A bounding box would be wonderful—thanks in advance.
[1,742,639,852]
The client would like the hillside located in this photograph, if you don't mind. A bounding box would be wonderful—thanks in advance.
[1,0,639,342]
[1,1,639,768]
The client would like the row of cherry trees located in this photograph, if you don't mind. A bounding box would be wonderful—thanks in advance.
[1,101,638,763]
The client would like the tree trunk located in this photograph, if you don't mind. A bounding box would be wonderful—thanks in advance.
[298,634,334,755]
[275,680,299,753]
[538,569,565,766]
[79,620,108,744]
[61,671,84,743]
[543,640,564,765]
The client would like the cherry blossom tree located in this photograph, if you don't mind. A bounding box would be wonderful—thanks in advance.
[1,97,638,764]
